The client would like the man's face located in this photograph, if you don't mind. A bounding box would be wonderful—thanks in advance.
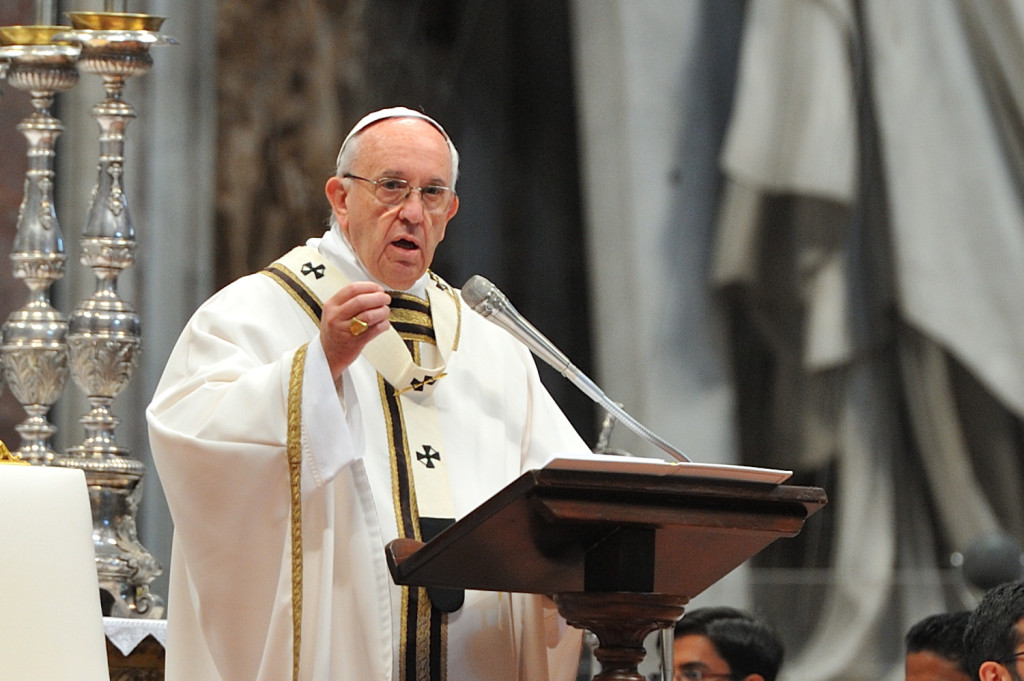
[326,117,459,291]
[905,651,971,681]
[979,619,1024,681]
[673,634,735,681]
[1005,620,1024,681]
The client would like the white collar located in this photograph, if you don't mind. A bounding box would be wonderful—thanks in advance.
[312,227,429,298]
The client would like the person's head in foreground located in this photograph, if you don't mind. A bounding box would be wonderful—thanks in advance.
[905,610,972,681]
[966,581,1024,681]
[673,606,784,681]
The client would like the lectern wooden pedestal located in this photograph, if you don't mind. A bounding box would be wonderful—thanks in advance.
[386,463,826,681]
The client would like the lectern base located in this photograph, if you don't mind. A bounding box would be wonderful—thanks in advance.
[554,591,688,681]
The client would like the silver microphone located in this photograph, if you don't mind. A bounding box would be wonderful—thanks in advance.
[461,275,690,463]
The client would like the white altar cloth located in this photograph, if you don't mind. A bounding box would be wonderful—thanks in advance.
[104,616,168,655]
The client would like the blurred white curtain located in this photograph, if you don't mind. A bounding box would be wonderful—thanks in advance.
[716,1,1024,679]
[569,3,740,464]
[570,0,745,611]
[574,0,1024,679]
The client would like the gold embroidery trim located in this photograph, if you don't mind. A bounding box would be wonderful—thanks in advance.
[381,376,421,541]
[383,374,414,681]
[429,270,462,351]
[416,592,432,681]
[401,331,437,348]
[287,345,308,681]
[389,306,432,327]
[262,266,321,325]
[393,373,449,396]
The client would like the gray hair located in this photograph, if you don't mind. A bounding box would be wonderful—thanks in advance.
[333,107,460,189]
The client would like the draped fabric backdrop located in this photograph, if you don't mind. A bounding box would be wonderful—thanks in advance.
[718,2,1024,679]
[576,1,1024,680]
[570,0,746,602]
[3,1,1024,680]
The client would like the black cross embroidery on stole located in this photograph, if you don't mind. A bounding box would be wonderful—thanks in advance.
[416,445,441,468]
[410,375,434,392]
[301,262,326,279]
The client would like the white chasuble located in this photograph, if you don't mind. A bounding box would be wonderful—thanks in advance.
[148,229,586,681]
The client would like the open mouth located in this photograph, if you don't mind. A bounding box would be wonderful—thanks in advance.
[393,238,418,250]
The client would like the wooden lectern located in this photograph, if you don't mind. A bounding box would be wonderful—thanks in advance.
[386,459,826,681]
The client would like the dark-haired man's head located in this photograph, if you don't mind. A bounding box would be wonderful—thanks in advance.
[905,611,972,681]
[673,606,783,681]
[965,581,1024,681]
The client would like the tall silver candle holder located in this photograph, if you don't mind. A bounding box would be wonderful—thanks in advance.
[54,10,175,618]
[0,60,3,408]
[0,26,79,465]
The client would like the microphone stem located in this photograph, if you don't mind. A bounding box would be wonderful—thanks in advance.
[464,278,690,463]
[567,369,690,463]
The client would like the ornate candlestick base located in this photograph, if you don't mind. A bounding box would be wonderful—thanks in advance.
[58,452,163,617]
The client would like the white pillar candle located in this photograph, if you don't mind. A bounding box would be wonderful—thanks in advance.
[0,465,109,681]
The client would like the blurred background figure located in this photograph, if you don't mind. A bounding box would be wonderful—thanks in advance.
[904,611,972,681]
[965,581,1024,681]
[672,607,783,681]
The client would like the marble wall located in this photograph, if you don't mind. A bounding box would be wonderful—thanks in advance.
[215,0,364,287]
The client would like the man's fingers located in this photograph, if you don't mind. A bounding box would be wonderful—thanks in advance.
[320,282,393,379]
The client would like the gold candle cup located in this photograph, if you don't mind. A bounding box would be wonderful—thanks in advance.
[66,12,166,32]
[0,25,71,46]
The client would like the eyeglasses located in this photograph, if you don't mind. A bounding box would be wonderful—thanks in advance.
[998,651,1024,664]
[674,667,735,681]
[343,173,455,213]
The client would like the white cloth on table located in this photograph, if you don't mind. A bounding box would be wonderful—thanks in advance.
[104,617,168,655]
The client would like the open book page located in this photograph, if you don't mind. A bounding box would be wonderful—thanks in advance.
[541,452,792,484]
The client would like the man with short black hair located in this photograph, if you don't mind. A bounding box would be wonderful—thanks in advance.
[672,606,784,681]
[905,611,972,681]
[965,580,1024,681]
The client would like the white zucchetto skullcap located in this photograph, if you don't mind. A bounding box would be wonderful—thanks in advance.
[336,106,456,171]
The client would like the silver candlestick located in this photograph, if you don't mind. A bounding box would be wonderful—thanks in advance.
[0,59,3,406]
[0,26,79,465]
[55,11,175,618]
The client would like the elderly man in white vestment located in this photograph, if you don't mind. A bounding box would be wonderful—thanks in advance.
[147,107,589,681]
